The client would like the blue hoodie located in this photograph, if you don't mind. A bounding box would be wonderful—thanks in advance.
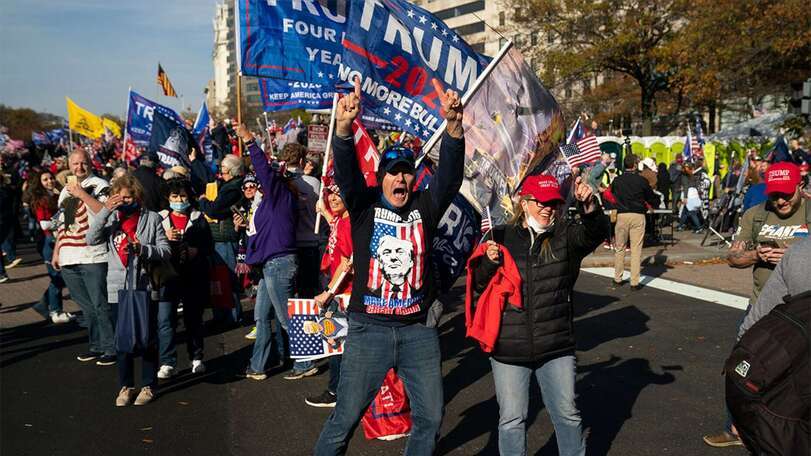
[245,141,297,265]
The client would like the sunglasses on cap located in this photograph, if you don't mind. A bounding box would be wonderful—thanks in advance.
[380,146,415,170]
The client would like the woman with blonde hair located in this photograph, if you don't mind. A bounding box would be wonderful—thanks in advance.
[467,175,609,456]
[87,174,170,406]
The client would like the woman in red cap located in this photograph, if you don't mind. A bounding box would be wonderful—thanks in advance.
[468,174,609,456]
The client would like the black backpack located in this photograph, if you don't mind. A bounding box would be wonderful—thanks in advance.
[725,291,810,455]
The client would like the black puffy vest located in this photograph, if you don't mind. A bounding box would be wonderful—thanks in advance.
[490,223,578,364]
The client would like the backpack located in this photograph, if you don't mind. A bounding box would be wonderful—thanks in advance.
[725,291,811,455]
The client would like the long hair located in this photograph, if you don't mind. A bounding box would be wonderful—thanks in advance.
[109,174,145,203]
[25,170,59,213]
[508,194,558,262]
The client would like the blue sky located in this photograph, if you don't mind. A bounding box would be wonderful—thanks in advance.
[0,0,219,118]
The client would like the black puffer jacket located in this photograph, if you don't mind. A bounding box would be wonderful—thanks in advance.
[473,204,609,364]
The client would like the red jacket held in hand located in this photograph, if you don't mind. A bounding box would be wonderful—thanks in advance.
[464,242,523,353]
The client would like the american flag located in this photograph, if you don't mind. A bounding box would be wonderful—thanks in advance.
[562,118,601,168]
[367,213,424,307]
[481,206,492,235]
[287,297,348,361]
[689,123,703,158]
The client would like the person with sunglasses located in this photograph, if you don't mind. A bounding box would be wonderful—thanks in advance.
[704,161,810,448]
[314,78,464,455]
[468,174,608,456]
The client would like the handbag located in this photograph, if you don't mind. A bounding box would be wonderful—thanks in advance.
[115,250,152,354]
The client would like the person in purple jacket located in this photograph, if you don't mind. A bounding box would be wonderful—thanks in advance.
[235,124,316,380]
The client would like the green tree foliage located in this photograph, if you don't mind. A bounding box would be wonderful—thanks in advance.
[0,105,64,141]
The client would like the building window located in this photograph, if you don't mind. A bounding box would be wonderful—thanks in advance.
[499,12,505,26]
[434,1,486,20]
[471,42,485,54]
[247,95,260,103]
[453,21,485,36]
[246,82,259,92]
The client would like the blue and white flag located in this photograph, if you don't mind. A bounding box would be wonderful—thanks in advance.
[259,78,335,111]
[32,131,50,146]
[126,90,185,146]
[45,128,68,144]
[149,110,192,169]
[340,0,489,140]
[192,100,215,163]
[237,0,347,85]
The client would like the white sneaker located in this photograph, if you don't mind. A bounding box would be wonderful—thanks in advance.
[157,365,176,379]
[50,312,72,324]
[245,327,257,340]
[191,360,206,374]
[5,258,22,269]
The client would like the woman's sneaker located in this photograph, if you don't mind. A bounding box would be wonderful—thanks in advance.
[245,327,257,340]
[191,360,206,374]
[283,366,319,380]
[134,386,155,406]
[157,365,176,379]
[50,312,75,324]
[243,368,267,381]
[96,355,117,366]
[116,387,136,407]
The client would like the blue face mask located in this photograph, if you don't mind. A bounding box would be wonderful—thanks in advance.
[169,201,190,212]
[118,202,140,214]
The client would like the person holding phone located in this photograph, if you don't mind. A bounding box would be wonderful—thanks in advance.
[704,161,810,448]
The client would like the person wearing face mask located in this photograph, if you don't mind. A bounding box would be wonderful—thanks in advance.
[154,179,213,379]
[468,174,608,456]
[86,174,170,406]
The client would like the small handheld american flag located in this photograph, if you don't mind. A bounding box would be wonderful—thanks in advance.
[562,119,601,169]
[480,206,492,237]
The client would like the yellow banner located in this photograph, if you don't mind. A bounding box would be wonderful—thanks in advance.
[102,118,122,138]
[66,97,104,139]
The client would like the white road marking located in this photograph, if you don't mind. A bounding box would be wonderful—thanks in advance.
[582,267,750,311]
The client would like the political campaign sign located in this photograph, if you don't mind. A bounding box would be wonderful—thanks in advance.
[307,124,329,154]
[237,0,347,85]
[259,78,335,111]
[126,90,185,146]
[149,110,192,169]
[339,0,488,140]
[288,296,349,361]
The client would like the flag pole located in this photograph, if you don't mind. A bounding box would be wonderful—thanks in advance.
[415,40,514,167]
[566,118,580,145]
[314,93,340,234]
[123,86,132,162]
[237,72,243,156]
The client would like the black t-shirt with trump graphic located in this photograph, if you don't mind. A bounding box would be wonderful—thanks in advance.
[332,132,464,326]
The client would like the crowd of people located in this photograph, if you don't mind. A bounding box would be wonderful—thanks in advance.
[1,85,809,454]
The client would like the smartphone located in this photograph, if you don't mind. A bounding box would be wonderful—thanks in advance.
[230,205,247,220]
[67,175,78,185]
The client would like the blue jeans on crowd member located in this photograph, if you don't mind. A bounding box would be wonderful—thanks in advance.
[678,209,703,231]
[158,281,206,367]
[32,235,65,316]
[490,355,585,456]
[118,301,159,389]
[2,225,16,262]
[61,263,114,356]
[213,241,242,323]
[250,254,313,373]
[314,318,444,456]
[328,355,341,394]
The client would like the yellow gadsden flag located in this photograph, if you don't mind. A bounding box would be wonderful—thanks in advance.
[66,97,104,139]
[102,118,122,138]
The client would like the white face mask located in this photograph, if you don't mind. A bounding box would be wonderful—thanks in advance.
[525,211,555,234]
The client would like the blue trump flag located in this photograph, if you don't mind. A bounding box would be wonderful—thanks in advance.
[126,90,185,146]
[149,110,192,169]
[192,100,215,163]
[340,0,489,140]
[259,78,335,111]
[46,128,68,144]
[237,0,347,85]
[32,132,50,146]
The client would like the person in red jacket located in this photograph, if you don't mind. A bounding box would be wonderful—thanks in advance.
[470,174,609,456]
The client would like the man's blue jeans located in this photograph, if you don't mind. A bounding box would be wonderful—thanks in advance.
[61,263,114,355]
[250,254,312,373]
[314,317,444,456]
[490,355,585,456]
[213,241,242,322]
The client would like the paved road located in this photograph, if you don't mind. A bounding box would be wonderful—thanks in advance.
[1,253,749,455]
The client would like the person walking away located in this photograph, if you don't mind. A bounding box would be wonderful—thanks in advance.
[703,161,810,448]
[53,150,115,364]
[86,175,170,406]
[314,78,465,456]
[156,178,213,379]
[611,154,660,290]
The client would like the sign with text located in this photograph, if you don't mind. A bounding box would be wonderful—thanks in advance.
[307,124,329,154]
[260,78,335,112]
[340,0,488,140]
[126,90,184,146]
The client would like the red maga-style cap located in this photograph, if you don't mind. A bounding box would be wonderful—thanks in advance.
[765,162,801,195]
[519,175,563,204]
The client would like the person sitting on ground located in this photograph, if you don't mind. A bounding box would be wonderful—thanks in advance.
[155,178,213,380]
[86,174,170,407]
